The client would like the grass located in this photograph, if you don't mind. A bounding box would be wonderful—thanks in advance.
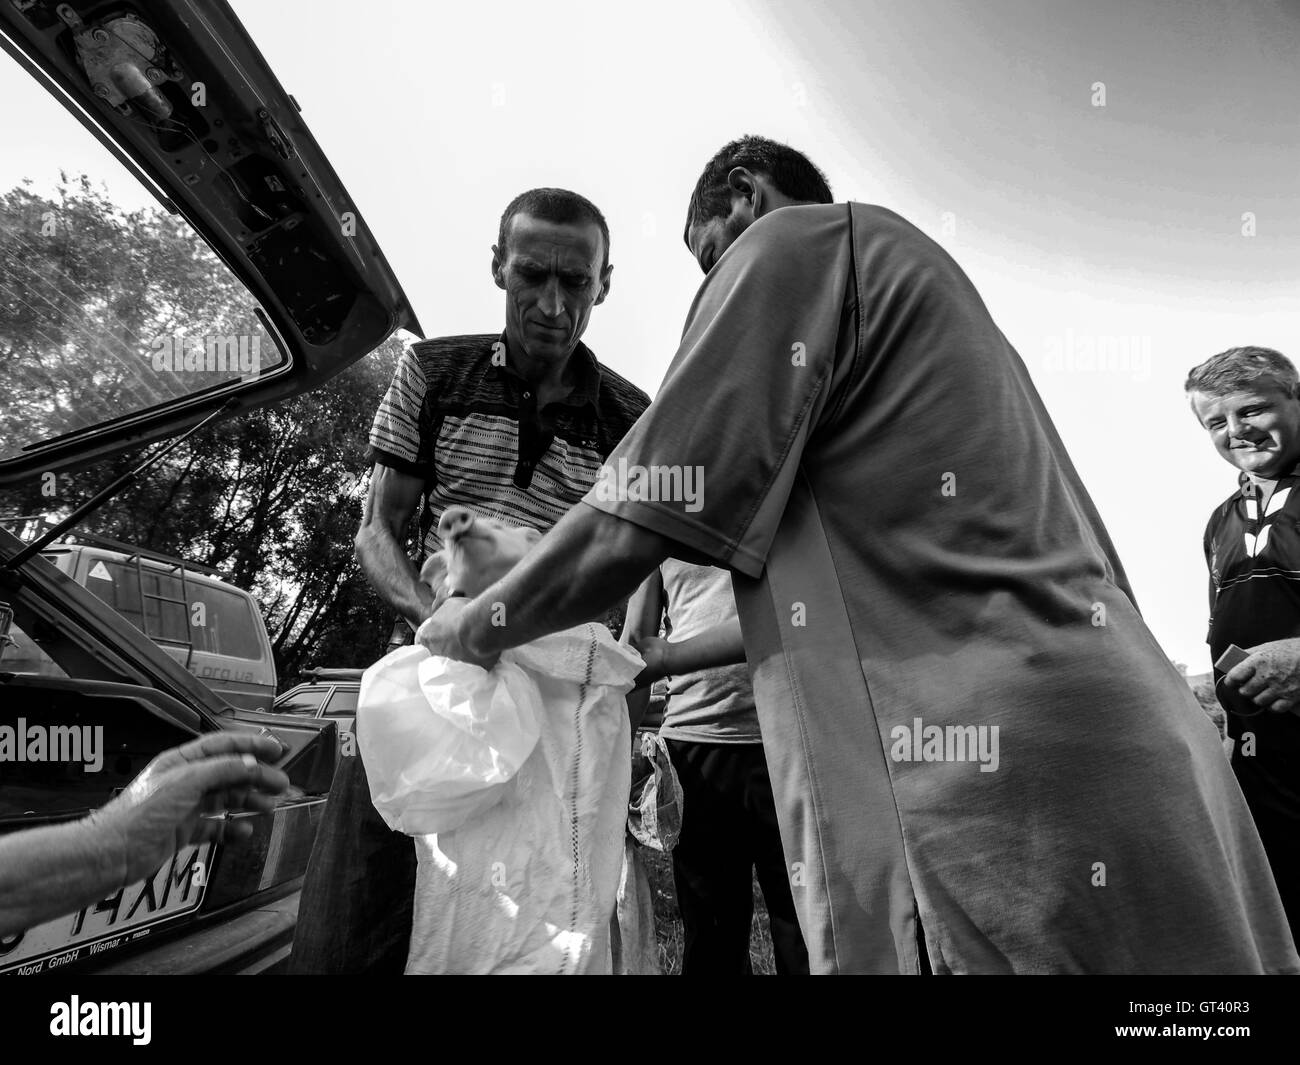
[640,844,777,975]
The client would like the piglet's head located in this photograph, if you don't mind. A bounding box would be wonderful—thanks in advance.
[419,506,543,599]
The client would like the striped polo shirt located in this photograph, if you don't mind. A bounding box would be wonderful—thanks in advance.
[367,333,650,559]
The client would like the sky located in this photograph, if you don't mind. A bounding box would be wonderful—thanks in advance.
[2,0,1298,671]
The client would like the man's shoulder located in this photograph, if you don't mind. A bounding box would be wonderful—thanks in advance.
[1204,485,1243,539]
[744,201,927,249]
[844,201,955,258]
[592,356,650,418]
[719,203,861,303]
[407,333,500,367]
[741,202,852,254]
[846,201,909,225]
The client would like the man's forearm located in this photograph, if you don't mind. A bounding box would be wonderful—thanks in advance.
[665,617,746,673]
[621,572,665,647]
[0,818,125,938]
[356,525,434,628]
[459,503,672,657]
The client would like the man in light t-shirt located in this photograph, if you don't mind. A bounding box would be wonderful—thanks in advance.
[627,561,808,974]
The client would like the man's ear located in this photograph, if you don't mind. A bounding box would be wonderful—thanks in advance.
[726,166,762,215]
[595,262,613,306]
[491,244,507,291]
[419,551,449,593]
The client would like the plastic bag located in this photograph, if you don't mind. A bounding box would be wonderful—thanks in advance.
[629,730,684,852]
[368,624,642,973]
[356,644,542,835]
[611,837,661,974]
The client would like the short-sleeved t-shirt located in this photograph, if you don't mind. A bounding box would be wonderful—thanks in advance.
[1204,471,1300,821]
[368,333,649,559]
[583,203,1298,974]
[658,559,761,744]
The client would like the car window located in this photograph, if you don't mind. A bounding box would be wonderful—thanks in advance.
[140,570,189,646]
[84,557,147,633]
[81,558,264,660]
[84,559,189,646]
[0,57,285,465]
[188,584,264,660]
[276,686,331,715]
[323,688,358,717]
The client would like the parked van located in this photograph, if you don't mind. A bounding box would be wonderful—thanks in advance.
[1,520,276,711]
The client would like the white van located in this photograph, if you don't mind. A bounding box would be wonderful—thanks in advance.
[1,524,277,712]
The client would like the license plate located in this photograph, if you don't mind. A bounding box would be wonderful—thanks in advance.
[0,842,214,975]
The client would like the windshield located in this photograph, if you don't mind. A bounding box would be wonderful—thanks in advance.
[0,50,285,465]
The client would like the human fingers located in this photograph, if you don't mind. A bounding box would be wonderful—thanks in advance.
[182,752,290,802]
[1224,661,1256,690]
[1237,673,1270,699]
[169,731,285,768]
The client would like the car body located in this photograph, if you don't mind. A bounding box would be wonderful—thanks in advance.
[2,520,277,711]
[274,667,364,743]
[0,0,418,975]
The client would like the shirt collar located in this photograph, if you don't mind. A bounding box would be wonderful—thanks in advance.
[1238,461,1300,496]
[494,332,603,414]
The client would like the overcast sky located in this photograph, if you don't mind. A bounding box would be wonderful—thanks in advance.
[3,0,1298,670]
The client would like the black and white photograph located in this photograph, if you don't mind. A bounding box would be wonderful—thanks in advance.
[0,0,1297,1040]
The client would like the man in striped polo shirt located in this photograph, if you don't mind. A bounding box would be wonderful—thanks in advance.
[290,188,649,973]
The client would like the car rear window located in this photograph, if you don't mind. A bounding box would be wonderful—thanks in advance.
[84,558,186,644]
[0,67,286,466]
[324,688,358,717]
[82,559,262,660]
[277,686,331,715]
[188,584,264,660]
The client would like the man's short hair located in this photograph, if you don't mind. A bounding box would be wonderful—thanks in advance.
[1184,346,1299,399]
[684,134,833,239]
[497,188,610,271]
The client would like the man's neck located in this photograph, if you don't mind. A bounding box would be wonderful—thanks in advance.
[1246,474,1277,505]
[504,335,575,398]
[1244,466,1300,507]
[1246,456,1300,490]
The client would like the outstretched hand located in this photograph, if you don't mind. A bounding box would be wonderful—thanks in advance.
[90,731,290,885]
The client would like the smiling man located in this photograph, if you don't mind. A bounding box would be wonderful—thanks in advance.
[418,136,1298,974]
[1188,345,1300,934]
[290,188,649,974]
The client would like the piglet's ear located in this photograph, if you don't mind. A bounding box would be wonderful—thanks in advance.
[419,551,449,593]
